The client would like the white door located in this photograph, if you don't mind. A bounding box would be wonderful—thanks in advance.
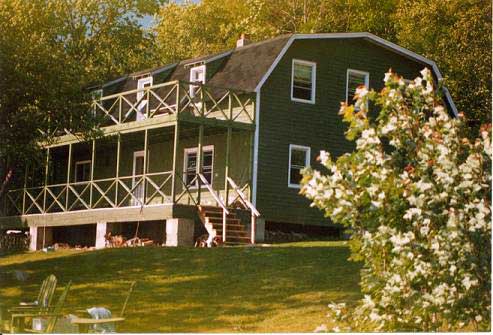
[132,151,145,206]
[136,77,153,121]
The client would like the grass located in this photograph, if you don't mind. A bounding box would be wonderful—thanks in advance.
[0,241,361,332]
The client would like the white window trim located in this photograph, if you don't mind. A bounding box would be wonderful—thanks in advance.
[190,65,206,98]
[74,160,91,182]
[183,145,214,189]
[132,150,145,179]
[288,144,311,189]
[346,69,369,107]
[291,59,316,104]
[137,77,153,118]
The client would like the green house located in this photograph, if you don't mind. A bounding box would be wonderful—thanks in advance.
[0,33,457,249]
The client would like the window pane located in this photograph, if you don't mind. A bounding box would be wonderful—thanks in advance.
[291,149,307,166]
[203,151,213,167]
[185,171,195,185]
[203,170,212,184]
[293,62,313,101]
[290,167,302,185]
[347,71,368,105]
[186,153,197,170]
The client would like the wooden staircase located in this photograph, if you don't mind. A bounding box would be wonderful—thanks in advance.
[198,206,251,245]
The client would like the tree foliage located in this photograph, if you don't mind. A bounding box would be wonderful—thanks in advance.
[155,0,491,127]
[301,69,491,331]
[0,0,164,192]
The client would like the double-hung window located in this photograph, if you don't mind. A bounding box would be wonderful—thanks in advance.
[190,65,206,98]
[74,160,91,182]
[346,69,369,110]
[291,59,316,103]
[288,144,311,188]
[184,145,214,188]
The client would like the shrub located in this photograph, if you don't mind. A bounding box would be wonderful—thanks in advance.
[301,69,491,331]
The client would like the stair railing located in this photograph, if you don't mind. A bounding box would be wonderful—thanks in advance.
[226,177,260,244]
[197,173,229,243]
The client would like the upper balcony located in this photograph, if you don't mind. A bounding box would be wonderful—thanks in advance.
[94,80,255,129]
[48,80,256,148]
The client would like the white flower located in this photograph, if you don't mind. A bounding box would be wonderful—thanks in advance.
[319,150,330,165]
[420,68,432,81]
[384,71,393,83]
[462,276,476,290]
[355,86,368,98]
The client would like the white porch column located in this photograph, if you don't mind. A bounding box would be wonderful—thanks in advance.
[95,221,107,249]
[29,226,38,251]
[166,218,194,247]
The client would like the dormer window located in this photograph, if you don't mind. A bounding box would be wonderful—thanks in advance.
[190,65,206,97]
[136,76,153,120]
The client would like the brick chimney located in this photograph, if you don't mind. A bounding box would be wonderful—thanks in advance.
[236,33,251,48]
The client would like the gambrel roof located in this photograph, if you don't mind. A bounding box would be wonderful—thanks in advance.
[99,33,458,116]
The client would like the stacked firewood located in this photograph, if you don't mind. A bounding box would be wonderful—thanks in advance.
[104,233,153,248]
[0,230,29,254]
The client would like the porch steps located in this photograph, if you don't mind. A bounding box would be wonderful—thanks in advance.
[198,205,251,245]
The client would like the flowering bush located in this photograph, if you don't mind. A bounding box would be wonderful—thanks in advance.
[301,69,491,331]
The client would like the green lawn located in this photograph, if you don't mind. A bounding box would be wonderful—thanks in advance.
[0,241,361,332]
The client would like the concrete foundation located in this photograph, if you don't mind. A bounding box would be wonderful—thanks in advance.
[255,217,265,243]
[166,218,195,247]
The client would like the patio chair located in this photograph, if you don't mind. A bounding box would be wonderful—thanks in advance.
[70,281,136,333]
[9,275,57,314]
[10,280,71,333]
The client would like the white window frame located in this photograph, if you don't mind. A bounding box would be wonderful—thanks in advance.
[90,89,103,116]
[346,69,369,109]
[132,150,146,178]
[136,77,153,119]
[291,59,316,104]
[189,65,206,98]
[183,145,214,189]
[288,144,311,189]
[131,150,146,206]
[74,160,91,182]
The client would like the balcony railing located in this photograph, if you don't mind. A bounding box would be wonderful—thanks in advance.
[93,80,255,127]
[2,173,251,217]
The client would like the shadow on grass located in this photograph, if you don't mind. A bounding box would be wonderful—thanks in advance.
[0,244,361,332]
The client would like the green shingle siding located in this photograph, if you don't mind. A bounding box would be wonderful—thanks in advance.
[257,38,426,227]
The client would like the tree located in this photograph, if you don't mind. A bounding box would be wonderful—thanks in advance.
[154,0,491,128]
[301,69,491,331]
[395,0,492,131]
[0,0,164,197]
[155,0,249,63]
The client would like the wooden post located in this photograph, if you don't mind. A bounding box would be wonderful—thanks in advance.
[42,148,50,213]
[118,96,122,123]
[22,165,28,215]
[65,143,72,211]
[251,214,256,244]
[224,126,232,207]
[249,129,255,202]
[143,129,149,206]
[196,124,204,205]
[171,121,180,203]
[89,140,95,208]
[115,133,121,206]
